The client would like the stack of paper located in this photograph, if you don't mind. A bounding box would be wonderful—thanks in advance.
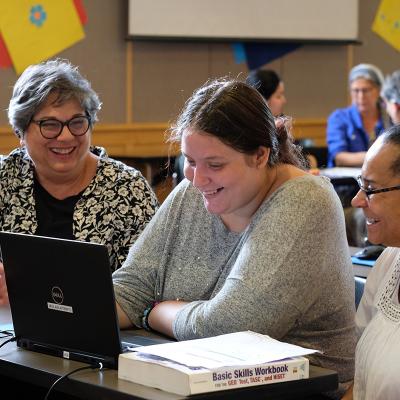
[118,331,319,395]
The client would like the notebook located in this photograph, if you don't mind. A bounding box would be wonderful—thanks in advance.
[0,231,169,369]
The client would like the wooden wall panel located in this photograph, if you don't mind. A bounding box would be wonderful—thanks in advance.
[131,41,211,122]
[0,119,327,157]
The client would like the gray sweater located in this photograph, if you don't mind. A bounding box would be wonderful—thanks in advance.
[113,175,356,394]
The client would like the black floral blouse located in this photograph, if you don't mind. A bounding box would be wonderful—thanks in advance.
[0,146,159,271]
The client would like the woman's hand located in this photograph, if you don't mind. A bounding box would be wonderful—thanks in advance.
[0,262,9,306]
[341,383,353,400]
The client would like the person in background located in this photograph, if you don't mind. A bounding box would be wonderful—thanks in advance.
[327,63,385,168]
[0,59,158,305]
[247,68,319,171]
[344,69,400,250]
[113,78,356,399]
[342,125,400,399]
[246,68,287,117]
[381,69,400,125]
[326,64,386,247]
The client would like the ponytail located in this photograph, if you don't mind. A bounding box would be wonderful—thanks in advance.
[272,116,309,170]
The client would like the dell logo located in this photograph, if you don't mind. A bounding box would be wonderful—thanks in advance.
[51,286,64,304]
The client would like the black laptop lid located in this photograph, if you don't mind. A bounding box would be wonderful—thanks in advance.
[0,231,122,368]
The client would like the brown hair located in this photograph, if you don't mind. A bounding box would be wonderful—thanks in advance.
[168,77,307,169]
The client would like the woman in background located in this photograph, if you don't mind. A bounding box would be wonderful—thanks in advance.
[247,68,320,170]
[327,63,385,168]
[246,68,287,117]
[381,69,400,125]
[327,63,386,246]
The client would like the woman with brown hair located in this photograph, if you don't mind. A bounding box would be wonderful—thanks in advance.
[113,78,356,399]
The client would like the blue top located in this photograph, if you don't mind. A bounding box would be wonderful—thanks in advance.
[326,104,385,167]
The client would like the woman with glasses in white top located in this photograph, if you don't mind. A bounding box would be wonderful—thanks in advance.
[0,59,158,305]
[342,124,400,399]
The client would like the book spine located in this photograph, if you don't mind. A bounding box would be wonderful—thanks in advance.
[191,358,309,394]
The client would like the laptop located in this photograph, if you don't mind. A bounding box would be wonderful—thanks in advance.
[0,231,169,369]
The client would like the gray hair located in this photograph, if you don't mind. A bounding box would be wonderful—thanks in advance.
[381,70,400,104]
[349,63,384,88]
[8,58,102,138]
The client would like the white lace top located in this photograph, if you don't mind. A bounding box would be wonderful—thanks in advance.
[354,247,400,399]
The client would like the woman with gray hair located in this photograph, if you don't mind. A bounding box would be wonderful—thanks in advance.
[327,63,385,168]
[326,64,386,247]
[381,70,400,125]
[0,59,158,305]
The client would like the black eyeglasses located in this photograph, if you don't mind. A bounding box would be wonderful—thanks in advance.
[356,175,400,199]
[31,115,91,139]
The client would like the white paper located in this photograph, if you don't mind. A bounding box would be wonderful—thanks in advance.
[319,167,361,179]
[134,331,318,369]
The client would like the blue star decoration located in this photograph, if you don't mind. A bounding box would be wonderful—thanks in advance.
[30,4,47,27]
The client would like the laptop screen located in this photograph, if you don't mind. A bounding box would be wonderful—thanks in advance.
[0,231,126,368]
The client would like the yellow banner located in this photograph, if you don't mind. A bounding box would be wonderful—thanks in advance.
[372,0,400,52]
[0,0,84,74]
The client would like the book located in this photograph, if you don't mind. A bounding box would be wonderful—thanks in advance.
[118,353,309,396]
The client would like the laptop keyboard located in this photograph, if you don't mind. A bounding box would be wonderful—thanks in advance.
[120,334,170,353]
[121,341,140,352]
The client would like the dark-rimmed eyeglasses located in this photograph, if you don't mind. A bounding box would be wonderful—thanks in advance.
[31,115,91,139]
[356,175,400,199]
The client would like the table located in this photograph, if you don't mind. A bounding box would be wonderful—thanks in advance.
[319,167,361,210]
[350,246,375,278]
[0,306,338,400]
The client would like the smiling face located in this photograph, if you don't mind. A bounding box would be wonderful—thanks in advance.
[182,129,270,230]
[267,81,286,116]
[350,78,380,115]
[21,94,92,184]
[352,138,400,246]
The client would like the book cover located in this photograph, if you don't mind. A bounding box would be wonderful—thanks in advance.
[118,352,309,396]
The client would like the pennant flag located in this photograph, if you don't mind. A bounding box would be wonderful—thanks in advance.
[0,0,87,69]
[0,0,85,74]
[242,42,302,71]
[73,0,88,25]
[372,0,400,52]
[0,34,12,68]
[232,43,247,64]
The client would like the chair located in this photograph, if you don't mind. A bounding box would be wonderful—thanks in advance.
[354,276,366,309]
[295,139,328,169]
[172,154,185,187]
